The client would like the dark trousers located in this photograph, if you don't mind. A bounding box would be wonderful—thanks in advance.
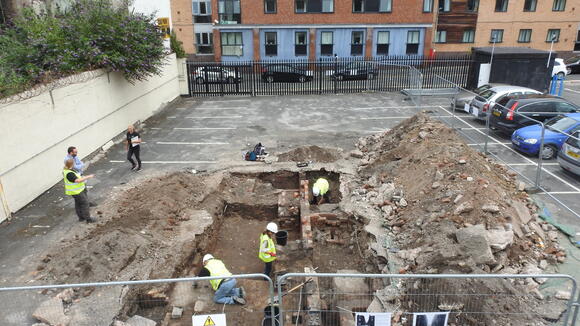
[72,189,90,221]
[127,145,141,168]
[264,261,273,277]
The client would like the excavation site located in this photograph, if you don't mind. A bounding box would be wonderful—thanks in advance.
[27,114,572,326]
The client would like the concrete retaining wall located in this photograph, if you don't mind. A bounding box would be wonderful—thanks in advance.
[0,54,180,222]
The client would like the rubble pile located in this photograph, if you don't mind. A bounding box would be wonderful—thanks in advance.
[344,113,569,325]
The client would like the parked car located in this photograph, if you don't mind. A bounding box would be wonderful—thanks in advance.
[552,58,569,78]
[467,85,542,120]
[192,67,241,84]
[455,83,505,108]
[558,131,580,176]
[565,56,580,74]
[490,95,580,134]
[261,64,313,83]
[511,113,580,159]
[333,62,378,81]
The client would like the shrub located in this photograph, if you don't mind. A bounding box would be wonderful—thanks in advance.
[0,0,167,99]
[170,31,186,59]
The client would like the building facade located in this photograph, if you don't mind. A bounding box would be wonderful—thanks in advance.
[433,0,580,55]
[199,0,434,61]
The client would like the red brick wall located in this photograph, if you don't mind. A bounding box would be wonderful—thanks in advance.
[213,32,222,61]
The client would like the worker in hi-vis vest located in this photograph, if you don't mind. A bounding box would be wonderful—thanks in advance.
[198,254,246,305]
[259,222,278,277]
[63,158,96,223]
[312,177,330,205]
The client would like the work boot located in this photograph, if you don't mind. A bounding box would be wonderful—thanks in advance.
[86,217,97,223]
[232,296,246,305]
[239,287,246,299]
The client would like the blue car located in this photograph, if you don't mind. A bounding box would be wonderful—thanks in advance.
[511,113,580,159]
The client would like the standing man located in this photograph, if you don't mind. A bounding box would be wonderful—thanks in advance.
[259,222,278,277]
[64,146,96,207]
[63,159,96,223]
[198,254,246,305]
[312,177,330,205]
[125,124,142,171]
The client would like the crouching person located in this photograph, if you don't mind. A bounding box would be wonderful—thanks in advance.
[198,254,246,305]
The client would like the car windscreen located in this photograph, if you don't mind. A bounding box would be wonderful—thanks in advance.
[477,90,496,101]
[566,133,580,147]
[565,56,580,64]
[546,116,578,131]
[474,84,491,94]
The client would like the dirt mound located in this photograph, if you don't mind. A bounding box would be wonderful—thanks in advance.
[277,145,342,163]
[347,113,568,325]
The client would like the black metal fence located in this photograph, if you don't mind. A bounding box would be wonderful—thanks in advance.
[186,54,473,97]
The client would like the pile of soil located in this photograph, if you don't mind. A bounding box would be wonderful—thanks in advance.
[277,145,343,163]
[345,113,569,325]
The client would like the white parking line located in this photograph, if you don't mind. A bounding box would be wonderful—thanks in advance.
[565,88,580,94]
[499,162,560,166]
[542,191,580,195]
[109,160,215,164]
[157,141,229,145]
[174,127,237,130]
[351,105,441,110]
[467,142,511,146]
[186,116,243,119]
[437,106,580,192]
[360,115,452,120]
[195,107,247,110]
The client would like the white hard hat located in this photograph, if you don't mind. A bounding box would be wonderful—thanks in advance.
[203,254,214,263]
[266,222,278,233]
[312,186,320,197]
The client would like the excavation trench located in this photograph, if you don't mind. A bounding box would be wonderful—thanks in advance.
[119,170,376,326]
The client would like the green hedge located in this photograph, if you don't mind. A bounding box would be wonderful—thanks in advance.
[0,0,167,99]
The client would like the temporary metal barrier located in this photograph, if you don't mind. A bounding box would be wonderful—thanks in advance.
[186,54,472,97]
[276,273,577,326]
[0,274,274,326]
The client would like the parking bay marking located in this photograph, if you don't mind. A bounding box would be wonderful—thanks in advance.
[437,106,580,193]
[109,160,215,164]
[565,88,580,94]
[156,141,230,145]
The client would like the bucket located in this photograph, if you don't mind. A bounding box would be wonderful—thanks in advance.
[262,306,280,326]
[275,231,288,246]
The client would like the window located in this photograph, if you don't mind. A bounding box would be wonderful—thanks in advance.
[353,0,392,12]
[296,0,334,13]
[376,31,389,55]
[467,0,479,11]
[555,102,578,113]
[221,32,243,56]
[438,0,450,12]
[490,29,503,43]
[218,0,241,24]
[552,0,566,11]
[406,31,420,55]
[295,32,308,56]
[547,29,560,42]
[193,0,212,23]
[351,31,364,56]
[518,29,532,43]
[462,29,475,43]
[320,31,333,56]
[523,0,536,11]
[423,0,433,12]
[435,30,447,43]
[265,32,277,56]
[264,0,276,13]
[195,32,213,54]
[495,0,508,12]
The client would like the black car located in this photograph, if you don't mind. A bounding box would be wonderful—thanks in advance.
[261,64,313,83]
[565,56,580,74]
[490,94,580,134]
[333,62,378,81]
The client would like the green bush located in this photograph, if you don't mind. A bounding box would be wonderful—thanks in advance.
[170,31,186,59]
[0,0,167,99]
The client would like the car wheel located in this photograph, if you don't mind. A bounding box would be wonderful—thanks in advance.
[541,145,557,160]
[557,72,565,79]
[367,72,375,80]
[266,76,274,83]
[195,77,205,85]
[227,76,235,84]
[298,75,306,83]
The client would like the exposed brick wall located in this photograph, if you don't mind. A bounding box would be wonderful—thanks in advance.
[171,0,196,54]
[213,32,222,61]
[365,27,373,57]
[309,28,317,60]
[253,28,261,61]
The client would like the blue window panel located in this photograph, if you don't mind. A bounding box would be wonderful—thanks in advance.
[259,29,310,60]
[372,28,425,57]
[220,29,254,61]
[315,29,366,59]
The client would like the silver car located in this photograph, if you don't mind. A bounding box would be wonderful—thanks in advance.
[467,85,542,121]
[454,83,505,108]
[558,131,580,176]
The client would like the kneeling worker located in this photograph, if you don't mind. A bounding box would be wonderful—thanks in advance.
[259,222,278,277]
[312,177,330,205]
[198,254,246,305]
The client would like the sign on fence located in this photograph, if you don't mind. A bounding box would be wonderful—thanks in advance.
[192,314,227,326]
[355,312,392,326]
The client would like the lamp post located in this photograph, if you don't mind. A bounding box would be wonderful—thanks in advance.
[547,34,557,68]
[490,35,497,67]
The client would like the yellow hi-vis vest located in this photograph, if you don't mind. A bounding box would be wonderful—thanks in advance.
[258,233,276,263]
[313,178,329,195]
[63,169,85,196]
[205,259,233,291]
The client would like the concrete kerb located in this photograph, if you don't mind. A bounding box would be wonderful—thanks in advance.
[276,273,578,326]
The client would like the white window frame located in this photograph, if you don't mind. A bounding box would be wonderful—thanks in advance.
[423,0,433,12]
[435,30,447,43]
[221,32,243,56]
[552,0,566,11]
[462,29,475,43]
[518,29,532,43]
[376,31,390,55]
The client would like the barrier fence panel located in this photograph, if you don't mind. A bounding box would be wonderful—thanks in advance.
[0,274,274,326]
[186,54,472,97]
[276,273,577,326]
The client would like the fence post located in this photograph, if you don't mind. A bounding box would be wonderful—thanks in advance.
[186,62,192,97]
[535,122,546,189]
[251,61,256,97]
[318,59,323,95]
[334,57,338,94]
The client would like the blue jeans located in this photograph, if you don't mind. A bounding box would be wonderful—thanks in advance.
[214,278,241,304]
